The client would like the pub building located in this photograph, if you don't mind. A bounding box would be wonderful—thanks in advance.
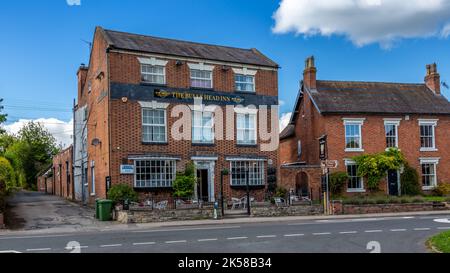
[73,27,280,205]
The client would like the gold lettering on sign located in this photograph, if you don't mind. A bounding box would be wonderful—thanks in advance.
[155,90,244,104]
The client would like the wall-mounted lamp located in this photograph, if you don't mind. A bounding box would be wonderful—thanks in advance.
[176,60,184,66]
[92,138,102,146]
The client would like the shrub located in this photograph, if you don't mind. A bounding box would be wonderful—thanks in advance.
[274,186,288,198]
[173,162,196,198]
[353,148,406,191]
[433,184,450,197]
[0,156,16,194]
[401,165,421,196]
[329,172,348,196]
[107,184,138,205]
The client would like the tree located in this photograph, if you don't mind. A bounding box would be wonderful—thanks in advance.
[0,98,7,134]
[5,122,59,190]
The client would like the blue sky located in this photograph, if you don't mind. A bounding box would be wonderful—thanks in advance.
[1,0,449,145]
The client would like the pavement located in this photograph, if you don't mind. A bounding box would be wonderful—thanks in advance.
[1,191,450,253]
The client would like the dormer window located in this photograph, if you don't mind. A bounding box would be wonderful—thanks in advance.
[188,63,214,89]
[138,57,168,85]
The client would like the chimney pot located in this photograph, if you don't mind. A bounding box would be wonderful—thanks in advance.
[303,56,317,90]
[425,63,440,95]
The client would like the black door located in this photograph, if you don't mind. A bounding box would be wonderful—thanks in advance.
[197,169,209,201]
[388,170,399,196]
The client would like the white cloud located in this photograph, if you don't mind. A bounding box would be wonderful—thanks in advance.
[66,0,81,6]
[279,100,286,106]
[279,112,292,132]
[273,0,450,48]
[443,23,450,38]
[4,118,73,149]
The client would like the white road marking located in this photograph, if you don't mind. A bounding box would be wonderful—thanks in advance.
[0,250,21,253]
[227,237,248,240]
[391,229,407,232]
[284,234,304,237]
[437,227,450,230]
[197,238,218,242]
[365,230,383,233]
[65,246,88,250]
[256,235,277,239]
[133,242,155,246]
[434,218,450,224]
[414,228,431,231]
[100,244,122,248]
[402,217,415,219]
[313,232,331,236]
[26,248,51,252]
[340,231,357,234]
[165,240,187,244]
[133,225,240,233]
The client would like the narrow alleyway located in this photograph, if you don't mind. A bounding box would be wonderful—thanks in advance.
[4,191,104,231]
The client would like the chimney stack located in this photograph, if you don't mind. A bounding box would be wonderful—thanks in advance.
[425,63,440,95]
[303,56,317,90]
[77,64,89,100]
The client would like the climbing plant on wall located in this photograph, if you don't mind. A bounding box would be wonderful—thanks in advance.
[353,148,406,191]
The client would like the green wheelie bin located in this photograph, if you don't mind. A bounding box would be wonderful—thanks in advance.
[98,200,113,221]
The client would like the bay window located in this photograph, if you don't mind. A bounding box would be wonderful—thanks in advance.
[135,159,176,188]
[230,161,264,186]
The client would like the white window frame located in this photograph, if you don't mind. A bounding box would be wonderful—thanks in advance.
[192,110,215,144]
[229,160,265,187]
[233,67,257,92]
[345,159,365,193]
[90,161,95,196]
[384,119,401,150]
[420,158,440,190]
[188,63,214,89]
[343,118,365,152]
[419,119,438,152]
[139,101,169,144]
[134,159,177,188]
[138,57,168,85]
[235,107,258,145]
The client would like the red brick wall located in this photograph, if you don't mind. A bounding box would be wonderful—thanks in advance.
[77,28,112,204]
[52,146,74,199]
[78,30,279,204]
[325,114,450,193]
[281,87,450,195]
[108,52,278,97]
[108,100,278,202]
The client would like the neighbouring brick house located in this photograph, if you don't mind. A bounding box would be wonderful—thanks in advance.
[37,165,53,194]
[280,57,450,199]
[74,27,280,205]
[51,145,74,200]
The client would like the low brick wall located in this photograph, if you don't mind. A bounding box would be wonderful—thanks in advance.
[332,201,449,215]
[251,205,324,217]
[0,213,4,229]
[116,208,215,224]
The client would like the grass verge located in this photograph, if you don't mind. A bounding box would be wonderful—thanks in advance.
[427,231,450,253]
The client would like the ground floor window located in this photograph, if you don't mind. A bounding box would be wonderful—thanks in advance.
[135,160,176,188]
[421,162,437,189]
[230,161,264,186]
[346,161,364,192]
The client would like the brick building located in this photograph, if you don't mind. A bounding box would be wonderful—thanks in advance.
[280,57,450,199]
[51,145,74,199]
[73,27,280,205]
